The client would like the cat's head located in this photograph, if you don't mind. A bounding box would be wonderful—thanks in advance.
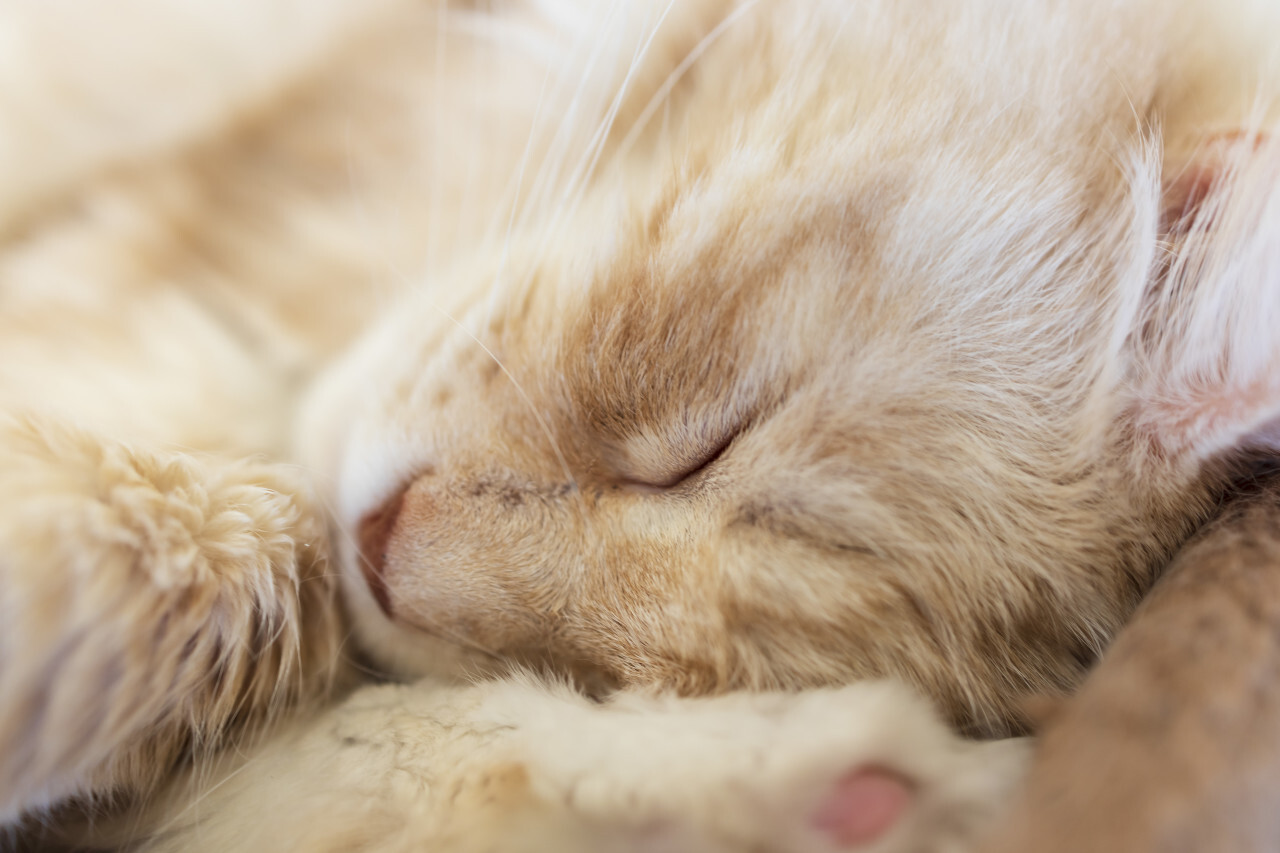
[300,0,1280,733]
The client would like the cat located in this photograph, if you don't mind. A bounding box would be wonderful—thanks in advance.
[301,0,1280,736]
[0,0,1276,848]
[0,1,1026,849]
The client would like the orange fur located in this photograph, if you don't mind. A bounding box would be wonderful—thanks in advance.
[1,0,1278,845]
[303,0,1280,736]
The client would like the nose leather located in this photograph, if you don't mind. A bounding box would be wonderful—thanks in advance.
[356,486,406,617]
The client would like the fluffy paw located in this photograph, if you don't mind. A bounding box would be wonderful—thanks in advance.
[131,678,1026,853]
[0,415,341,824]
[510,681,1030,853]
[810,768,916,848]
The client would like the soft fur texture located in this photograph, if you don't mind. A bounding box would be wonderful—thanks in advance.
[98,680,1026,853]
[985,470,1280,851]
[311,0,1280,733]
[0,0,1277,849]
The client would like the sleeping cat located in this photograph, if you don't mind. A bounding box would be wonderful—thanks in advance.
[0,0,1277,849]
[0,2,1028,848]
[305,0,1280,734]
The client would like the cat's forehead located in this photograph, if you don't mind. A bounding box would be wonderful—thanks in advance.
[360,0,1155,486]
[543,142,1086,379]
[479,0,1155,389]
[539,177,860,429]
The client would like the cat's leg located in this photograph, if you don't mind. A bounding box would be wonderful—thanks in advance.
[494,681,1028,853]
[0,0,405,232]
[980,474,1280,853]
[126,679,1027,853]
[0,414,343,825]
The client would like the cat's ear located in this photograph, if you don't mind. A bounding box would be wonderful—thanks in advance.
[1129,130,1280,465]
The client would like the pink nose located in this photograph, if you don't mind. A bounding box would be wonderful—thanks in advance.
[356,487,406,617]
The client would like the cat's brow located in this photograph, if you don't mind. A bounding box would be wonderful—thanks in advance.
[434,304,580,496]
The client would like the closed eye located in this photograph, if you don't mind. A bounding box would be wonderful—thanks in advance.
[618,429,737,492]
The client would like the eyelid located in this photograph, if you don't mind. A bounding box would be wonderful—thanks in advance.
[618,428,738,491]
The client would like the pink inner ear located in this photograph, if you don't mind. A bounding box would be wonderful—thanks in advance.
[809,767,914,848]
[1143,374,1280,458]
[1141,129,1280,460]
[1164,130,1267,229]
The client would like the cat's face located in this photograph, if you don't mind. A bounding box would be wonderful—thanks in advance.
[300,0,1279,733]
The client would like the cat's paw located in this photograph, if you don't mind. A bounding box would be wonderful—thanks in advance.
[808,767,917,848]
[509,680,1030,853]
[0,415,341,823]
[122,678,1026,853]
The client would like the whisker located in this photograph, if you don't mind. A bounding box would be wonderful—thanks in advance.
[614,0,763,163]
[548,0,682,232]
[504,1,628,251]
[484,22,564,323]
[149,745,262,838]
[504,0,683,312]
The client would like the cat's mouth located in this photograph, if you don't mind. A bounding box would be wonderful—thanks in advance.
[348,461,750,698]
[356,486,405,618]
[353,490,626,695]
[353,485,636,697]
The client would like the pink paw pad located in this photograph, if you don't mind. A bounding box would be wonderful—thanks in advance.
[810,767,915,848]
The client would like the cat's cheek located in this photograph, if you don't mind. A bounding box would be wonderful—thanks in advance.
[337,536,502,680]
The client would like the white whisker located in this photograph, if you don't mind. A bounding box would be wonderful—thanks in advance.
[483,24,562,323]
[614,0,763,162]
[511,0,683,306]
[505,1,628,249]
[552,0,681,223]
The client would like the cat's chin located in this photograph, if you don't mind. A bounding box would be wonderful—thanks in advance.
[341,570,504,683]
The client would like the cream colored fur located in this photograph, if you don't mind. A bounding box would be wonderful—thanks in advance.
[112,680,1026,853]
[0,0,1276,849]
